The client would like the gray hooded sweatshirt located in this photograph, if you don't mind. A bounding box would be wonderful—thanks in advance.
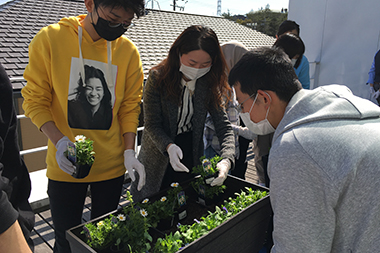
[269,85,380,253]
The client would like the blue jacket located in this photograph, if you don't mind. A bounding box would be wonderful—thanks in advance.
[294,55,310,89]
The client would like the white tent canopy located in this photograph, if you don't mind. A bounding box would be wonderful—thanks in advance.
[288,0,380,99]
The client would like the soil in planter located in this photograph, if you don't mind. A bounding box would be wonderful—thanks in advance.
[196,191,225,210]
[156,198,212,236]
[156,216,174,231]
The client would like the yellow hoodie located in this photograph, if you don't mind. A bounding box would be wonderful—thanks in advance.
[22,15,143,182]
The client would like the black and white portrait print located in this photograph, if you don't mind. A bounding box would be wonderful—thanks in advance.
[67,58,117,130]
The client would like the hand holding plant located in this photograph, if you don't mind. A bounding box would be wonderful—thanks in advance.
[191,156,227,201]
[72,135,95,165]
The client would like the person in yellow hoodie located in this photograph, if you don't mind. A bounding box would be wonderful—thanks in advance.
[21,0,146,252]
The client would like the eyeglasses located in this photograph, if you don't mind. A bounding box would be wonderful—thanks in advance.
[97,6,135,30]
[235,93,255,113]
[107,21,135,30]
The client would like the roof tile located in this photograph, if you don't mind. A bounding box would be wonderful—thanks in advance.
[0,0,275,84]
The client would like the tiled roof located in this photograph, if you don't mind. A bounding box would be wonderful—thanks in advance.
[0,0,276,89]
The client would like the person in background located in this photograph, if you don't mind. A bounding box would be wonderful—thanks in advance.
[273,33,305,71]
[230,46,380,253]
[367,49,380,105]
[254,20,311,187]
[131,25,235,202]
[0,62,34,252]
[204,40,256,180]
[277,20,310,89]
[21,0,146,252]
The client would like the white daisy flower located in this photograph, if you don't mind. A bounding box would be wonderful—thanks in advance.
[117,214,126,221]
[97,221,104,227]
[142,198,149,204]
[171,182,179,188]
[161,196,167,202]
[140,209,148,217]
[75,135,86,142]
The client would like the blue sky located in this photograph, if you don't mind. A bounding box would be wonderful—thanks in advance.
[0,0,289,16]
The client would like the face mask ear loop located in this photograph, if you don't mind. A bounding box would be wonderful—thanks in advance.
[248,93,258,114]
[78,26,86,87]
[106,41,114,88]
[264,92,272,119]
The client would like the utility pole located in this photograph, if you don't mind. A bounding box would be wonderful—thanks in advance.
[217,0,221,16]
[145,0,161,10]
[171,0,188,11]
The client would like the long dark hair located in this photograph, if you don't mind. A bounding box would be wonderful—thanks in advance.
[151,25,231,110]
[75,65,112,113]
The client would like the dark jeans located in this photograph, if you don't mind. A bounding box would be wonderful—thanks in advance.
[48,175,124,253]
[230,136,251,180]
[374,82,380,105]
[160,131,195,190]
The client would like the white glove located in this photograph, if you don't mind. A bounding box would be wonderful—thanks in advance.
[238,126,257,140]
[55,136,76,175]
[373,90,380,100]
[210,159,231,186]
[370,86,375,95]
[124,150,146,191]
[167,144,189,172]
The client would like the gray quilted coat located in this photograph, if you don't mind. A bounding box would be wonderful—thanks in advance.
[130,71,235,201]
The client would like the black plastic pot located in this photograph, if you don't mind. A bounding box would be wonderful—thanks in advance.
[197,191,224,207]
[156,216,174,231]
[72,162,93,179]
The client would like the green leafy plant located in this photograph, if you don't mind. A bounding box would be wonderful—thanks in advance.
[154,187,268,251]
[191,156,226,200]
[82,191,152,252]
[154,231,184,253]
[142,195,175,229]
[222,187,268,216]
[167,182,187,209]
[66,135,95,165]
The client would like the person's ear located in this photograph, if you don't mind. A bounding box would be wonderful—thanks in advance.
[257,90,272,108]
[84,0,95,13]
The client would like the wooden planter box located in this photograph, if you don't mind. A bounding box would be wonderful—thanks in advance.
[66,175,272,253]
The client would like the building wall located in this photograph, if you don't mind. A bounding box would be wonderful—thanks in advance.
[17,97,48,173]
[289,0,380,99]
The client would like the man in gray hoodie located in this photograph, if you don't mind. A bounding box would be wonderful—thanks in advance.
[229,46,380,252]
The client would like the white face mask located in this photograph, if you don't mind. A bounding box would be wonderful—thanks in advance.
[179,63,211,81]
[291,58,297,67]
[240,93,276,135]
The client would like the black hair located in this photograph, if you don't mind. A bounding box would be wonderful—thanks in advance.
[273,33,305,69]
[277,20,300,36]
[94,0,145,18]
[228,47,301,103]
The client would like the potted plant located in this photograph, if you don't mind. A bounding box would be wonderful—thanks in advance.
[191,156,226,206]
[142,195,175,231]
[80,191,152,252]
[66,135,95,179]
[154,231,184,253]
[167,182,188,222]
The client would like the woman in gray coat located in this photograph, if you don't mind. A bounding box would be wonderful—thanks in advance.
[130,25,235,201]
